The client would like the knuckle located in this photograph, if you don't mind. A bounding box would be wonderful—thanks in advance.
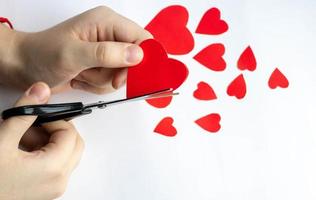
[87,6,115,21]
[94,5,115,15]
[95,44,110,65]
[95,5,111,12]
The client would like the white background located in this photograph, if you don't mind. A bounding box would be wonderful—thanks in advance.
[0,1,316,200]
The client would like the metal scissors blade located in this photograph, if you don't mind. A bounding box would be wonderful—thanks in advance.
[83,88,178,110]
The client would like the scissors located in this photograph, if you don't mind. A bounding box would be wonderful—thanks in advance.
[1,88,177,126]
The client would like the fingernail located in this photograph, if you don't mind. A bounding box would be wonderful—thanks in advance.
[125,45,143,64]
[26,82,50,102]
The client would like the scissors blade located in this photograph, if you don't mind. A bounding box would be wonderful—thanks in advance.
[83,88,178,110]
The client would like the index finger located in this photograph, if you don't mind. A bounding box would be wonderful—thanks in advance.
[38,121,78,164]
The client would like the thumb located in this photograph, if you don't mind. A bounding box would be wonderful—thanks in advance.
[75,41,144,69]
[0,82,51,147]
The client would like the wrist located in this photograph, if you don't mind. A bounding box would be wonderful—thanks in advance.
[0,24,27,88]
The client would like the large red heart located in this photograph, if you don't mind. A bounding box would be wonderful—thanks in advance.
[268,68,289,89]
[193,81,217,100]
[227,74,247,99]
[196,7,228,35]
[154,117,177,137]
[237,46,257,71]
[195,113,221,133]
[127,39,188,98]
[145,5,194,55]
[194,43,226,71]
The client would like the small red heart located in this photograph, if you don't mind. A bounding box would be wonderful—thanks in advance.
[194,43,226,71]
[268,68,289,89]
[154,117,177,137]
[146,96,173,108]
[237,46,257,71]
[145,5,194,55]
[193,81,217,100]
[195,113,221,133]
[127,39,188,99]
[227,74,247,99]
[196,7,228,35]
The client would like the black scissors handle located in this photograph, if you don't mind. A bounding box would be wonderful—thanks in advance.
[1,102,91,126]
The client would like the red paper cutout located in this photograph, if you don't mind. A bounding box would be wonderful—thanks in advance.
[193,81,217,100]
[194,43,226,71]
[140,5,290,137]
[146,96,173,108]
[145,5,194,55]
[196,8,228,35]
[237,46,257,71]
[227,74,247,99]
[268,68,289,89]
[0,17,13,29]
[127,39,188,98]
[154,117,177,137]
[195,113,221,133]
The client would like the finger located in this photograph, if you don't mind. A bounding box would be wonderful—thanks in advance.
[71,79,115,95]
[19,127,50,151]
[65,133,85,175]
[112,68,128,89]
[73,67,127,90]
[74,67,116,88]
[0,82,51,148]
[39,121,78,164]
[74,41,143,69]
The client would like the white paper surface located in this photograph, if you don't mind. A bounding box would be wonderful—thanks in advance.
[0,1,316,200]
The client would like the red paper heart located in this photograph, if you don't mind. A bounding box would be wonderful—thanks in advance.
[154,117,177,137]
[237,46,257,71]
[194,43,226,71]
[127,39,188,99]
[227,74,247,99]
[195,113,221,133]
[268,68,289,89]
[146,96,173,108]
[145,5,194,55]
[196,7,228,35]
[193,81,217,100]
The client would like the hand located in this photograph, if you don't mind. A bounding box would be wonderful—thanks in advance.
[0,82,84,200]
[0,6,152,94]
